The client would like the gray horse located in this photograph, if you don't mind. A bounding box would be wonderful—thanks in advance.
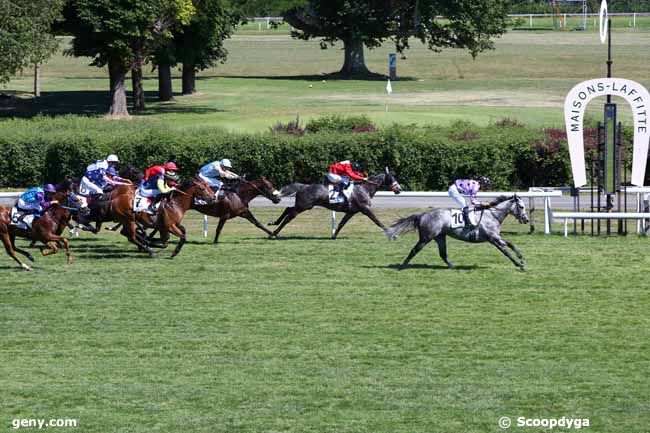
[270,168,402,238]
[386,195,529,270]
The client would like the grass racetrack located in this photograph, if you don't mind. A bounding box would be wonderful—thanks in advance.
[2,208,649,432]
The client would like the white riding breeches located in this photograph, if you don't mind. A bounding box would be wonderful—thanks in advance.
[80,176,104,195]
[448,184,469,208]
[198,173,222,189]
[17,199,42,212]
[138,187,161,198]
[327,173,350,185]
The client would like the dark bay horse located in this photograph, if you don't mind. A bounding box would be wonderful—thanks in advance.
[192,177,281,244]
[269,168,402,239]
[0,190,87,270]
[386,195,530,270]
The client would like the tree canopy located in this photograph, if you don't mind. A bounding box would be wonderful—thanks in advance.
[280,0,510,76]
[0,0,63,84]
[65,0,196,115]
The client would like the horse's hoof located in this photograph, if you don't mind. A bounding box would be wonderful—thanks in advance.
[519,266,526,272]
[148,252,157,258]
[27,255,35,262]
[21,264,32,271]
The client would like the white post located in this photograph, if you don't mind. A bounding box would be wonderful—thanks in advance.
[634,12,636,28]
[530,14,533,27]
[636,192,645,235]
[564,218,569,237]
[563,13,567,29]
[266,17,270,29]
[331,211,337,237]
[544,196,552,235]
[258,22,261,31]
[203,215,208,238]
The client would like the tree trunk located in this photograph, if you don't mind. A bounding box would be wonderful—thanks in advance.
[340,38,370,76]
[182,63,196,95]
[158,63,174,101]
[34,63,41,97]
[108,58,129,117]
[131,67,145,111]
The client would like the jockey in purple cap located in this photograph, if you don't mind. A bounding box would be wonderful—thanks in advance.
[17,184,59,217]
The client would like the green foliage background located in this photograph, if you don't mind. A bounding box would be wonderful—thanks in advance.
[0,116,574,190]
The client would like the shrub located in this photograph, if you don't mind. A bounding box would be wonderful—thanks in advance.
[0,116,578,191]
[305,114,376,134]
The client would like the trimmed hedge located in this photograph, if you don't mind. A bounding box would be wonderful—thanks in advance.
[0,116,576,190]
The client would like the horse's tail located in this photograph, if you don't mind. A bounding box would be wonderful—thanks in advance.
[280,183,308,197]
[385,213,422,240]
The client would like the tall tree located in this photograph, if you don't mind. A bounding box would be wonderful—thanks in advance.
[65,0,195,116]
[280,0,510,76]
[0,0,62,88]
[171,0,239,95]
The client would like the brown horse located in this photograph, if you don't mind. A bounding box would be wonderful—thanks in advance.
[133,177,217,256]
[192,177,281,244]
[0,190,86,270]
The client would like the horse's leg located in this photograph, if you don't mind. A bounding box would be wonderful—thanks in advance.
[242,210,276,238]
[126,220,157,257]
[268,207,291,226]
[270,207,302,237]
[502,238,526,265]
[489,237,525,270]
[213,216,228,244]
[10,233,34,262]
[399,239,431,270]
[434,234,454,269]
[332,212,355,239]
[1,231,31,270]
[359,207,386,231]
[43,236,71,265]
[107,222,122,232]
[170,224,187,258]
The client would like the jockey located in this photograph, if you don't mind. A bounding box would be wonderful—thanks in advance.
[198,159,240,192]
[80,154,125,196]
[327,160,368,210]
[327,160,368,188]
[448,176,492,228]
[138,164,179,213]
[16,184,59,217]
[143,161,177,181]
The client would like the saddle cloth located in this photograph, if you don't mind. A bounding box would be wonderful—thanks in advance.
[133,191,152,212]
[9,207,35,230]
[328,183,354,204]
[450,208,479,229]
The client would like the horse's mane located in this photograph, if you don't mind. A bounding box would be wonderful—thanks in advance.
[487,195,512,206]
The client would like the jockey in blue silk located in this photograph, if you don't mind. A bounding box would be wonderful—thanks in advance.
[447,176,492,228]
[80,154,129,196]
[198,159,240,192]
[17,184,58,216]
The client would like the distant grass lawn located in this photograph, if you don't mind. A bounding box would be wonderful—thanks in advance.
[1,208,649,433]
[3,22,650,131]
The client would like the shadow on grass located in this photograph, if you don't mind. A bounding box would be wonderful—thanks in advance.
[0,90,222,119]
[270,235,335,241]
[202,73,419,82]
[364,263,486,271]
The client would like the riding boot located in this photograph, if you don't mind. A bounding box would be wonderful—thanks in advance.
[462,206,473,229]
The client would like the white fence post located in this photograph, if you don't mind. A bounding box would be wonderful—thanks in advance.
[331,211,337,237]
[203,215,208,238]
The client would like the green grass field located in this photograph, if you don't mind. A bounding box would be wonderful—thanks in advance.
[3,22,650,131]
[1,208,649,433]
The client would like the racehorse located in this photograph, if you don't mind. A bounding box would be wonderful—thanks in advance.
[269,168,401,239]
[74,165,141,233]
[192,177,281,244]
[385,195,529,271]
[0,189,87,270]
[132,177,217,257]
